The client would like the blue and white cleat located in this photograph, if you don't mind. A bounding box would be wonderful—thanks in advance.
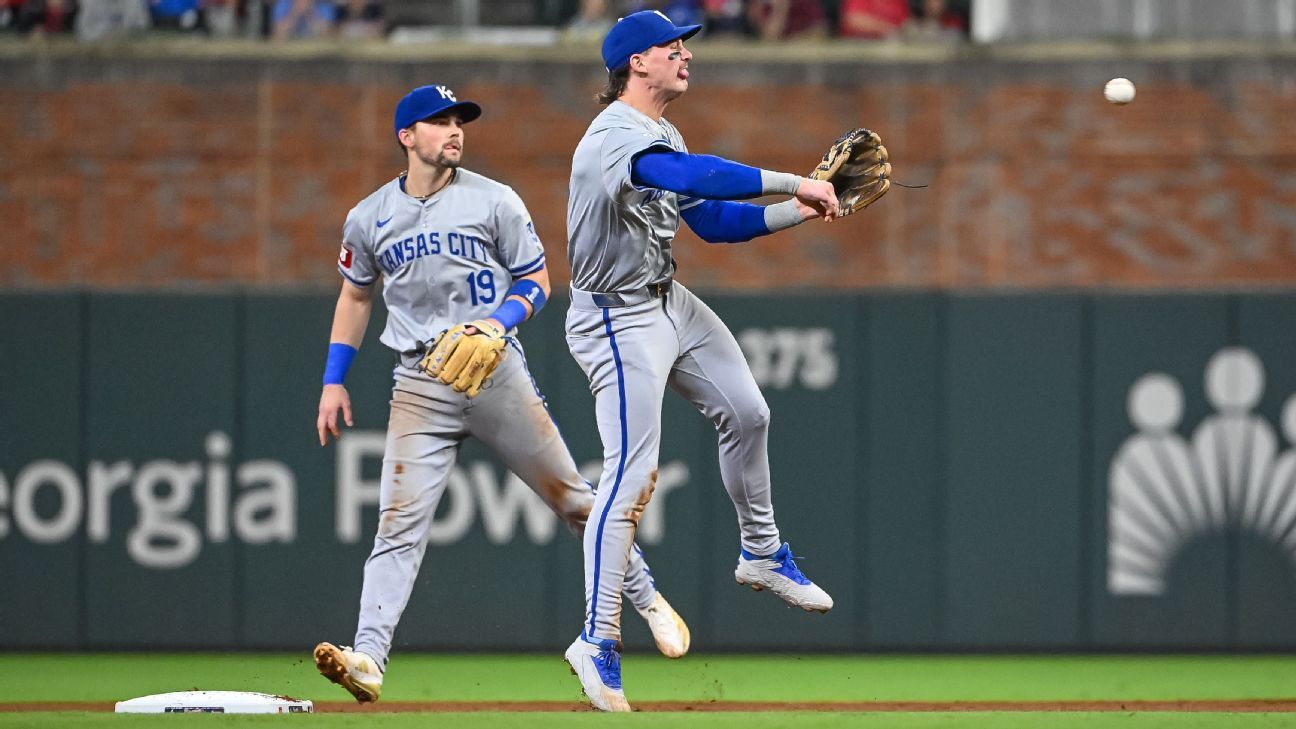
[734,542,834,613]
[564,634,631,712]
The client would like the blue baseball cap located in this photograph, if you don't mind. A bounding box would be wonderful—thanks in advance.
[393,85,482,139]
[601,10,702,73]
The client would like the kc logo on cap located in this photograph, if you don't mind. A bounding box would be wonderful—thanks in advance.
[601,10,702,73]
[393,85,483,139]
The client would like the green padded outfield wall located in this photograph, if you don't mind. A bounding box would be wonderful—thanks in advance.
[1088,296,1233,648]
[0,294,82,648]
[2,291,1295,651]
[945,295,1087,647]
[1236,295,1296,648]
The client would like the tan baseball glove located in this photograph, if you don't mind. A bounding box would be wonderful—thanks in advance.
[809,128,891,216]
[418,319,507,397]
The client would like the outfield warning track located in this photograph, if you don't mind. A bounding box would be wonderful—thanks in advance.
[5,700,1296,713]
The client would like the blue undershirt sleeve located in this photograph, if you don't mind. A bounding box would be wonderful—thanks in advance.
[680,199,771,244]
[631,151,765,200]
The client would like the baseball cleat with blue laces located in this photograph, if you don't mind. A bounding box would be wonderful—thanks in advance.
[734,542,833,613]
[564,634,631,712]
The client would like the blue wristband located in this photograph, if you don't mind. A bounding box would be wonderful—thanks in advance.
[322,343,358,385]
[489,299,530,332]
[507,278,547,314]
[489,279,547,332]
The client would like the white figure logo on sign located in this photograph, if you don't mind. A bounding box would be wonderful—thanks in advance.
[1109,347,1296,595]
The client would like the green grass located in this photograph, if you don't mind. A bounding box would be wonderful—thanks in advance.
[2,653,1294,703]
[2,653,1295,728]
[5,714,1296,729]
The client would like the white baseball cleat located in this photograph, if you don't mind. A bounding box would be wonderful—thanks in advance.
[734,542,834,613]
[564,635,631,712]
[636,593,691,658]
[313,642,383,703]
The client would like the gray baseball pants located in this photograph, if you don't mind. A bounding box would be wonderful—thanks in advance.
[566,281,782,642]
[352,342,658,669]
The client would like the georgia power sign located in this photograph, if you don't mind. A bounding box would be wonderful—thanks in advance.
[0,325,834,572]
[1108,347,1296,595]
[0,431,689,570]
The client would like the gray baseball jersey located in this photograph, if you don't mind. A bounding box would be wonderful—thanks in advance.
[338,169,547,352]
[566,101,688,293]
[334,169,664,669]
[565,104,785,642]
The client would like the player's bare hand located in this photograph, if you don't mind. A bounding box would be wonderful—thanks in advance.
[317,384,354,446]
[795,178,839,221]
[793,198,829,221]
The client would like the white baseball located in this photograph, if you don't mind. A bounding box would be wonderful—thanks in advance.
[1104,77,1136,105]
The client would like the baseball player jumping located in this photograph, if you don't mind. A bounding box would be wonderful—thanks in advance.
[561,11,892,712]
[312,84,690,704]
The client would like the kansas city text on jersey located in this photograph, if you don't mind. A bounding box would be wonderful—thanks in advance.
[373,230,491,275]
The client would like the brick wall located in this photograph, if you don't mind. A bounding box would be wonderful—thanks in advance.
[3,50,1296,290]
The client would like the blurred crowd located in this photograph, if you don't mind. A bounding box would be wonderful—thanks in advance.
[567,0,968,43]
[0,0,967,42]
[0,0,383,40]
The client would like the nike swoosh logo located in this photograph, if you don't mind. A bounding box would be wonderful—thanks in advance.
[376,216,393,228]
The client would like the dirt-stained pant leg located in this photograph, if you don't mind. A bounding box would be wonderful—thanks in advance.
[566,297,679,641]
[352,369,465,670]
[666,284,781,556]
[467,344,658,611]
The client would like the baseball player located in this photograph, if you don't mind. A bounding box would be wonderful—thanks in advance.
[562,12,847,712]
[311,84,690,704]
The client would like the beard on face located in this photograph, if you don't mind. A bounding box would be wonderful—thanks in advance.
[416,146,461,169]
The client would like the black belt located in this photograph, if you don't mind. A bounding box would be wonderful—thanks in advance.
[575,279,673,308]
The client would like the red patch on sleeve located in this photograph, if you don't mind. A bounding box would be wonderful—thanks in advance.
[339,246,354,269]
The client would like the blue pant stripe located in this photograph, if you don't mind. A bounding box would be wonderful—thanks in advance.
[588,306,629,638]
